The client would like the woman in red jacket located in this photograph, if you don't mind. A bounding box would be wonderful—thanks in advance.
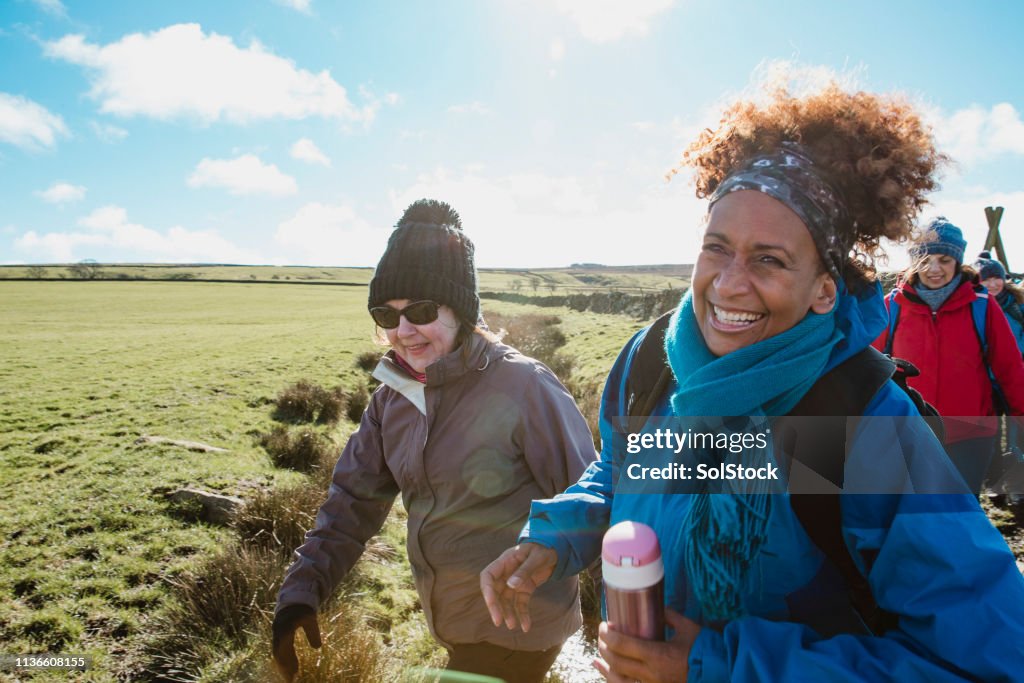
[873,218,1024,493]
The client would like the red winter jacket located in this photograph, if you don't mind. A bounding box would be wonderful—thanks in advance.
[872,275,1024,442]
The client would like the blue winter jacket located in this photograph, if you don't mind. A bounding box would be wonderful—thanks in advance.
[995,290,1024,355]
[520,294,1024,681]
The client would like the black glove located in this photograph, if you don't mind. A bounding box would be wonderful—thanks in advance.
[272,604,320,682]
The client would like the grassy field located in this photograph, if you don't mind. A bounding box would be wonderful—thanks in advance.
[0,280,642,682]
[4,277,1020,682]
[0,263,692,295]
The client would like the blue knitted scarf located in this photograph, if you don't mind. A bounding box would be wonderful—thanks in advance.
[665,289,845,621]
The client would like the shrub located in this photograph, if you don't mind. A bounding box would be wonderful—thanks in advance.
[484,311,570,373]
[346,383,370,424]
[260,426,337,473]
[355,350,380,373]
[142,541,284,679]
[566,377,603,449]
[233,479,326,556]
[272,381,347,425]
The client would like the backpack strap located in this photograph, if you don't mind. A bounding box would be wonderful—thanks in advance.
[971,289,990,355]
[625,311,674,422]
[971,289,1008,414]
[781,347,900,635]
[882,290,900,357]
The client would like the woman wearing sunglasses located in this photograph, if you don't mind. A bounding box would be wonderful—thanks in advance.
[272,199,596,682]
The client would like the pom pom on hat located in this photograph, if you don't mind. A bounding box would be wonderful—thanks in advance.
[974,250,1007,282]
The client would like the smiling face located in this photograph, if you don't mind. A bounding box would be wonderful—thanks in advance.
[913,254,958,290]
[382,298,460,373]
[692,190,838,357]
[982,276,1005,296]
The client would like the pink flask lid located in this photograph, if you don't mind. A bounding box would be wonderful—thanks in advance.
[602,521,661,568]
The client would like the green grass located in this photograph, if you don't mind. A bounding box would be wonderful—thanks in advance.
[0,262,691,295]
[0,281,382,678]
[0,281,641,681]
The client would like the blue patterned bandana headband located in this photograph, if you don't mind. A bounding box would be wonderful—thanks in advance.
[707,142,852,282]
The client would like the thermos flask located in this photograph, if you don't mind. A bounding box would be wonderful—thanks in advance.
[601,521,665,640]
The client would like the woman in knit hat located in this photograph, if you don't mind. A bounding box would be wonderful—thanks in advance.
[875,221,1024,494]
[976,250,1024,353]
[483,81,1024,682]
[272,199,595,682]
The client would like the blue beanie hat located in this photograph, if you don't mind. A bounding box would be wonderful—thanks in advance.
[974,250,1007,281]
[910,217,967,264]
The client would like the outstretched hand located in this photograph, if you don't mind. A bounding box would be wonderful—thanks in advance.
[480,542,558,633]
[593,608,701,683]
[272,606,322,682]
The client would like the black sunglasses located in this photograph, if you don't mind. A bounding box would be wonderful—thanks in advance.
[369,300,442,329]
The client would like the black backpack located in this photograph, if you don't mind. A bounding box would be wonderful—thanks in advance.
[623,311,944,635]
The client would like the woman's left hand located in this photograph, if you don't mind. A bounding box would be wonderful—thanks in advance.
[593,608,702,682]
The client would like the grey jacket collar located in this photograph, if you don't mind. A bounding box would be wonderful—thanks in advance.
[373,333,497,414]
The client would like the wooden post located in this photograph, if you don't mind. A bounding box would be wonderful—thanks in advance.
[984,206,1008,272]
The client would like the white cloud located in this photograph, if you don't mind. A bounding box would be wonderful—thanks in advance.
[553,0,675,43]
[274,0,312,13]
[32,0,67,17]
[14,205,261,263]
[274,202,388,266]
[89,120,128,142]
[187,154,298,196]
[290,137,331,166]
[44,23,364,124]
[389,167,704,267]
[929,102,1024,166]
[35,182,86,204]
[550,39,566,61]
[448,101,490,115]
[0,93,69,150]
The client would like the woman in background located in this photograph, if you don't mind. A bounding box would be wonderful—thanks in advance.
[875,224,1024,494]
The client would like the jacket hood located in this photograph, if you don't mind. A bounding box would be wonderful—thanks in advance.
[824,280,888,373]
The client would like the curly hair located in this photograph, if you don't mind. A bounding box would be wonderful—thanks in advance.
[675,83,947,284]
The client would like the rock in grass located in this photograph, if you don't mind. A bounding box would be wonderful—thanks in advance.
[166,488,245,525]
[135,436,229,453]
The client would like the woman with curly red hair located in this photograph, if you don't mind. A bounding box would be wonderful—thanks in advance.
[483,81,1024,681]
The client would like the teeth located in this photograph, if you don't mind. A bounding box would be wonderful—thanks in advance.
[714,305,763,323]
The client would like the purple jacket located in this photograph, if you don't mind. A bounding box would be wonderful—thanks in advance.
[276,332,596,650]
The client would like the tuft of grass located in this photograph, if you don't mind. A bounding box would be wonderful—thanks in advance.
[233,479,326,556]
[273,381,347,425]
[142,541,284,680]
[345,383,370,424]
[260,426,337,473]
[355,350,380,373]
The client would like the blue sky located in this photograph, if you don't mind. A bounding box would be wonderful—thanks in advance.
[2,0,1023,268]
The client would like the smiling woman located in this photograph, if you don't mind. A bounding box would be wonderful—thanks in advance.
[482,80,1024,683]
[693,191,837,357]
[271,199,595,683]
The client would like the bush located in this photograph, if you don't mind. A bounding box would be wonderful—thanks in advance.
[234,479,327,556]
[355,350,380,373]
[272,381,346,425]
[142,542,284,679]
[260,426,337,473]
[566,377,603,449]
[346,383,370,423]
[484,311,571,375]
